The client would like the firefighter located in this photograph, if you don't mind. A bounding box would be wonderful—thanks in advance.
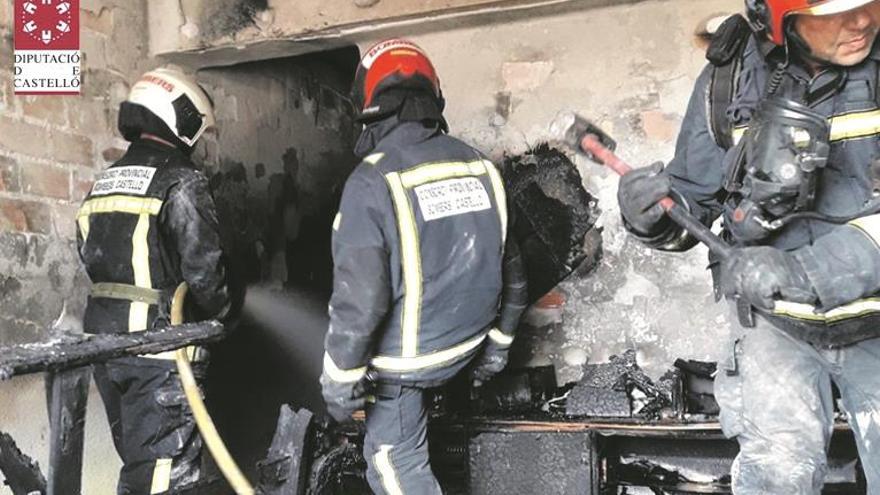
[320,39,528,494]
[77,67,230,494]
[617,1,880,491]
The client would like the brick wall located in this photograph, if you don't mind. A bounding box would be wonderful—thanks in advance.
[0,0,150,345]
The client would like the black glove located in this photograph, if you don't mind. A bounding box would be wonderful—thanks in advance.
[721,246,818,311]
[320,371,370,424]
[471,342,509,384]
[617,162,672,236]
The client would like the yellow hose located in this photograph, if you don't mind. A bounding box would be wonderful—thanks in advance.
[171,283,255,495]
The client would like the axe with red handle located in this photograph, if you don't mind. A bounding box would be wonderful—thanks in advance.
[550,111,734,259]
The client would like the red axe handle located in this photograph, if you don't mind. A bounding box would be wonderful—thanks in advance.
[580,134,734,259]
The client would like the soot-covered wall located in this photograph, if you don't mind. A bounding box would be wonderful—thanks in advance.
[197,46,361,474]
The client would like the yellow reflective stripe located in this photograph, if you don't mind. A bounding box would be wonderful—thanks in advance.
[150,458,172,494]
[385,172,422,358]
[732,126,747,145]
[731,109,880,146]
[364,152,385,166]
[482,160,508,244]
[849,214,880,246]
[773,297,880,323]
[332,212,341,231]
[323,352,367,383]
[828,109,880,141]
[374,445,404,495]
[488,328,514,346]
[399,160,487,189]
[129,213,152,333]
[77,195,163,217]
[77,215,90,241]
[371,332,487,372]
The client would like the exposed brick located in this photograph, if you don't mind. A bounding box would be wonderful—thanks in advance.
[22,95,69,127]
[0,0,9,33]
[82,6,114,35]
[52,202,79,240]
[0,198,52,234]
[72,168,95,201]
[51,131,94,167]
[0,155,20,192]
[70,96,111,133]
[101,146,125,163]
[0,72,10,114]
[20,162,71,199]
[0,116,52,159]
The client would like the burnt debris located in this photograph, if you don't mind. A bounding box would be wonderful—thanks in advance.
[257,405,315,494]
[0,431,46,495]
[565,349,677,420]
[502,144,602,302]
[0,321,224,380]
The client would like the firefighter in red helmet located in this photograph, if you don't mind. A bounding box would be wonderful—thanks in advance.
[617,0,880,491]
[320,39,527,494]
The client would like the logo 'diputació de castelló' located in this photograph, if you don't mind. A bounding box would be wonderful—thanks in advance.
[13,0,81,95]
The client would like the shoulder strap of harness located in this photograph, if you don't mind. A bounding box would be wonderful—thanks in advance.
[706,14,752,150]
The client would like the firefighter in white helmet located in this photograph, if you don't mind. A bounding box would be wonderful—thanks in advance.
[78,67,232,493]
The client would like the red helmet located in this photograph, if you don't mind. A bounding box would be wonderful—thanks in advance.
[747,0,878,45]
[352,39,442,122]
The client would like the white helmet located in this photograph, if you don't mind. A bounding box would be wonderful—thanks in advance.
[126,67,215,147]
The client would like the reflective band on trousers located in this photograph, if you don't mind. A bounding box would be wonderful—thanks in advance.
[371,332,487,372]
[150,458,172,494]
[384,159,507,360]
[375,445,404,495]
[732,108,880,145]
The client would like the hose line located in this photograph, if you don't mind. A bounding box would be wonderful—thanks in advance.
[170,283,255,495]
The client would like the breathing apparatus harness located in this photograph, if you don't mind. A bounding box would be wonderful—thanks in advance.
[709,15,880,244]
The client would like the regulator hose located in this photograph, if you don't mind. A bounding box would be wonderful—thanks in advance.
[170,283,255,495]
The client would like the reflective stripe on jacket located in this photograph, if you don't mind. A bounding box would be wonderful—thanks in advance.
[77,139,229,358]
[325,120,518,385]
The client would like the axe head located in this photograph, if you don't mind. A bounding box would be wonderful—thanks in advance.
[549,111,617,161]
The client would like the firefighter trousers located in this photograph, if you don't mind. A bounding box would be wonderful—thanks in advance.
[714,311,880,494]
[364,383,443,495]
[94,357,204,494]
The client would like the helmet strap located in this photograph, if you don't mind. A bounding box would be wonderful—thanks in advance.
[140,133,176,148]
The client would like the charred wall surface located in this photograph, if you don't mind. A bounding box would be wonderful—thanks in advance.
[399,0,738,381]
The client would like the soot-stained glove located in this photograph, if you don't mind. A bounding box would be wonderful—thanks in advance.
[471,342,509,384]
[320,372,371,424]
[721,246,818,311]
[617,162,672,236]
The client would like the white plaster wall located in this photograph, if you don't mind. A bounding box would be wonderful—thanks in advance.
[0,374,120,495]
[364,0,741,380]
